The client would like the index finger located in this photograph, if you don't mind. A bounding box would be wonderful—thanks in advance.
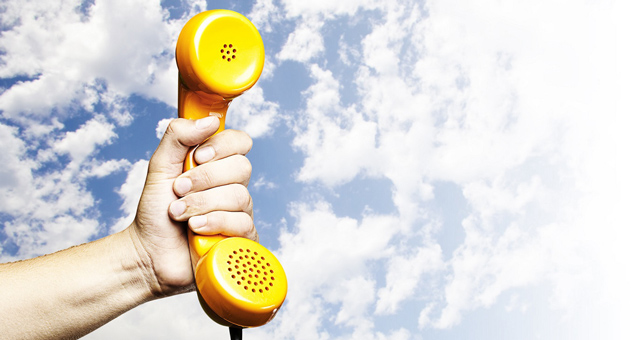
[194,129,253,165]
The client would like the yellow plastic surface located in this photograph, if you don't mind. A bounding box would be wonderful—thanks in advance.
[175,9,286,328]
[176,9,265,99]
[196,238,287,328]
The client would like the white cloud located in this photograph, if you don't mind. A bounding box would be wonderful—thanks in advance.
[0,0,209,262]
[227,85,279,138]
[155,118,173,140]
[0,0,192,121]
[265,201,400,339]
[110,159,149,233]
[53,115,116,165]
[248,0,282,33]
[252,174,277,191]
[84,293,229,339]
[1,0,629,338]
[327,276,376,326]
[276,0,626,337]
[277,18,325,63]
[280,0,377,18]
[375,243,444,315]
[292,64,378,187]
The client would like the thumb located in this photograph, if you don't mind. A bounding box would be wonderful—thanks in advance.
[148,116,220,179]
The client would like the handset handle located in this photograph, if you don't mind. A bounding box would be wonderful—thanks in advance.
[176,10,286,329]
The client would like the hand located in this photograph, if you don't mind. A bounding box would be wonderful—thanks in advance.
[127,116,256,297]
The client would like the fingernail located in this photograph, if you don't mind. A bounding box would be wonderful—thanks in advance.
[189,215,207,230]
[174,177,192,196]
[195,146,216,164]
[196,116,218,130]
[170,200,186,217]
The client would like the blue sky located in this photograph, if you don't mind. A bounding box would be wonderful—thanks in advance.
[1,0,630,339]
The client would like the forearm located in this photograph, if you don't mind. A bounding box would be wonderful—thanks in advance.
[0,228,156,340]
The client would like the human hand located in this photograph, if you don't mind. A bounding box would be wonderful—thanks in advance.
[127,116,256,298]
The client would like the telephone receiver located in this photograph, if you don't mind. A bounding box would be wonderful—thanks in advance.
[175,9,287,335]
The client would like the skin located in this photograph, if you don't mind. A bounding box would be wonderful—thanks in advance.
[0,116,257,340]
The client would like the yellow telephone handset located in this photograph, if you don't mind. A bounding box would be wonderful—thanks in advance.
[175,9,287,333]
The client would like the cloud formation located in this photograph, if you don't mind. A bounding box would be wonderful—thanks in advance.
[1,0,628,339]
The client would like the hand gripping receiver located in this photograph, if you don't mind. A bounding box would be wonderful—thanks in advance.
[175,9,287,332]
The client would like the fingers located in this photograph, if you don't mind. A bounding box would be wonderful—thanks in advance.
[148,117,220,178]
[168,183,256,241]
[170,184,253,219]
[189,212,258,242]
[173,155,252,197]
[193,129,253,165]
[167,126,256,241]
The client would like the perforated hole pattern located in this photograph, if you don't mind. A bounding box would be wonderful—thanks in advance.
[225,248,276,295]
[220,43,237,62]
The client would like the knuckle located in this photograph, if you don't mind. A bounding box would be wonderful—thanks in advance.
[164,119,182,138]
[199,166,216,188]
[225,129,253,154]
[239,131,254,153]
[232,155,252,183]
[236,154,252,173]
[238,212,257,241]
[185,193,207,216]
[232,184,252,210]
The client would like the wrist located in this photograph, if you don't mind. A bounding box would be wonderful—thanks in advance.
[113,226,163,302]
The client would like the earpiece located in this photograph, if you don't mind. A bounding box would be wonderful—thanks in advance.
[175,9,287,330]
